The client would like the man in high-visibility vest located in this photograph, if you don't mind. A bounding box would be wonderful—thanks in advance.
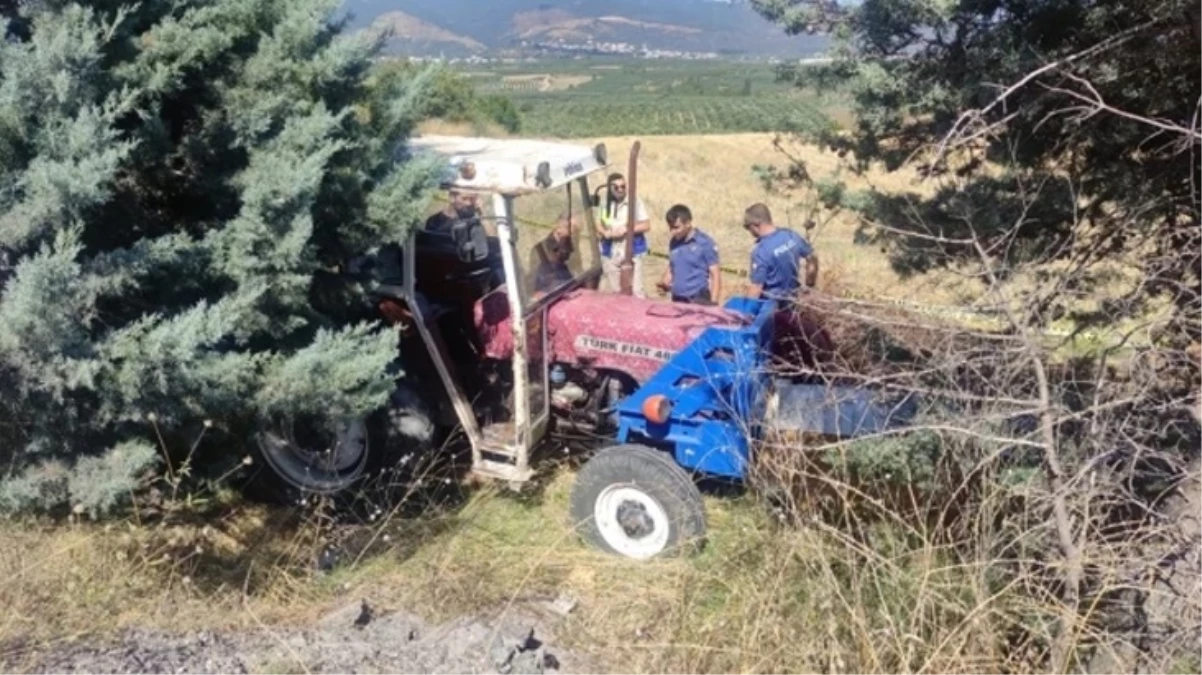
[596,172,650,297]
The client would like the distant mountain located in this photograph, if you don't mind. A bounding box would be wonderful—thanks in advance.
[339,0,829,57]
[365,11,487,56]
[510,11,703,42]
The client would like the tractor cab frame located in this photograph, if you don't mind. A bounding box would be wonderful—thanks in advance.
[398,135,614,484]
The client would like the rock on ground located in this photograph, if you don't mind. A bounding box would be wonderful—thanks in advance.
[5,600,595,675]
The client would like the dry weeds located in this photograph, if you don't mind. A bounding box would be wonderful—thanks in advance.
[11,454,1191,674]
[0,467,1043,674]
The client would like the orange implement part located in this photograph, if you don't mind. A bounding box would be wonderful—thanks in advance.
[641,394,672,424]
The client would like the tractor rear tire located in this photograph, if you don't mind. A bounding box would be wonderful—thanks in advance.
[570,444,706,560]
[246,382,436,507]
[248,413,374,506]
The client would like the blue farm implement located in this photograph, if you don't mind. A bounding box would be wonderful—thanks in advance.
[570,295,917,558]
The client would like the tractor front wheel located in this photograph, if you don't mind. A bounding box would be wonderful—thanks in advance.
[570,444,706,560]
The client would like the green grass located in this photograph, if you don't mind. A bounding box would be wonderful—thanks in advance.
[457,58,852,138]
[513,96,836,136]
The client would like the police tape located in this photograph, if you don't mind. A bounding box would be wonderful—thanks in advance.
[424,196,1102,342]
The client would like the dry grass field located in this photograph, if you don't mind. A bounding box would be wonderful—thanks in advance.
[497,73,595,92]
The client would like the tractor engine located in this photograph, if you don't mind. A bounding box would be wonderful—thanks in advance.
[548,363,628,436]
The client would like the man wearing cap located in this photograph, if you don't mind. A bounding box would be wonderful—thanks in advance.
[656,204,721,305]
[742,202,819,300]
[596,172,650,297]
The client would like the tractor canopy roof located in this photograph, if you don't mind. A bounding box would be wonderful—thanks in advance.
[405,135,610,196]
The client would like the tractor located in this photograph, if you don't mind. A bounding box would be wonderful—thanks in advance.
[253,136,914,560]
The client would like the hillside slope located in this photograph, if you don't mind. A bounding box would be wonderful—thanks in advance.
[365,10,486,56]
[340,0,829,56]
[511,12,703,41]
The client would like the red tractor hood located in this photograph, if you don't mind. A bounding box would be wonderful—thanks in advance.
[474,288,749,382]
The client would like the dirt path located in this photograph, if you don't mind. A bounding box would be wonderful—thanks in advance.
[6,599,596,674]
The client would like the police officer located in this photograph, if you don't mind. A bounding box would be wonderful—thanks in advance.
[742,203,819,300]
[596,172,650,297]
[657,204,721,305]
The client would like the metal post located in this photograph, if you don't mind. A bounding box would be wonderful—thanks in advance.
[493,193,531,474]
[400,229,484,460]
[619,140,641,296]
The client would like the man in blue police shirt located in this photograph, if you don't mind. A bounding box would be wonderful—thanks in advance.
[742,203,819,300]
[656,204,721,305]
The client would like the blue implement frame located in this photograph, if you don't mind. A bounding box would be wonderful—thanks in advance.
[613,296,921,482]
[613,297,778,480]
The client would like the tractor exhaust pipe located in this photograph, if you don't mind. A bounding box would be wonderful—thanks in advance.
[619,140,641,296]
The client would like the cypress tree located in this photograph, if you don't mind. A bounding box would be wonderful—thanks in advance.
[0,0,438,516]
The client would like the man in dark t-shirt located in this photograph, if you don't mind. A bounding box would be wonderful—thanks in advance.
[425,190,479,233]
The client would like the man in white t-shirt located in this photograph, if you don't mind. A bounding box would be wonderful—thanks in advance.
[595,172,650,297]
